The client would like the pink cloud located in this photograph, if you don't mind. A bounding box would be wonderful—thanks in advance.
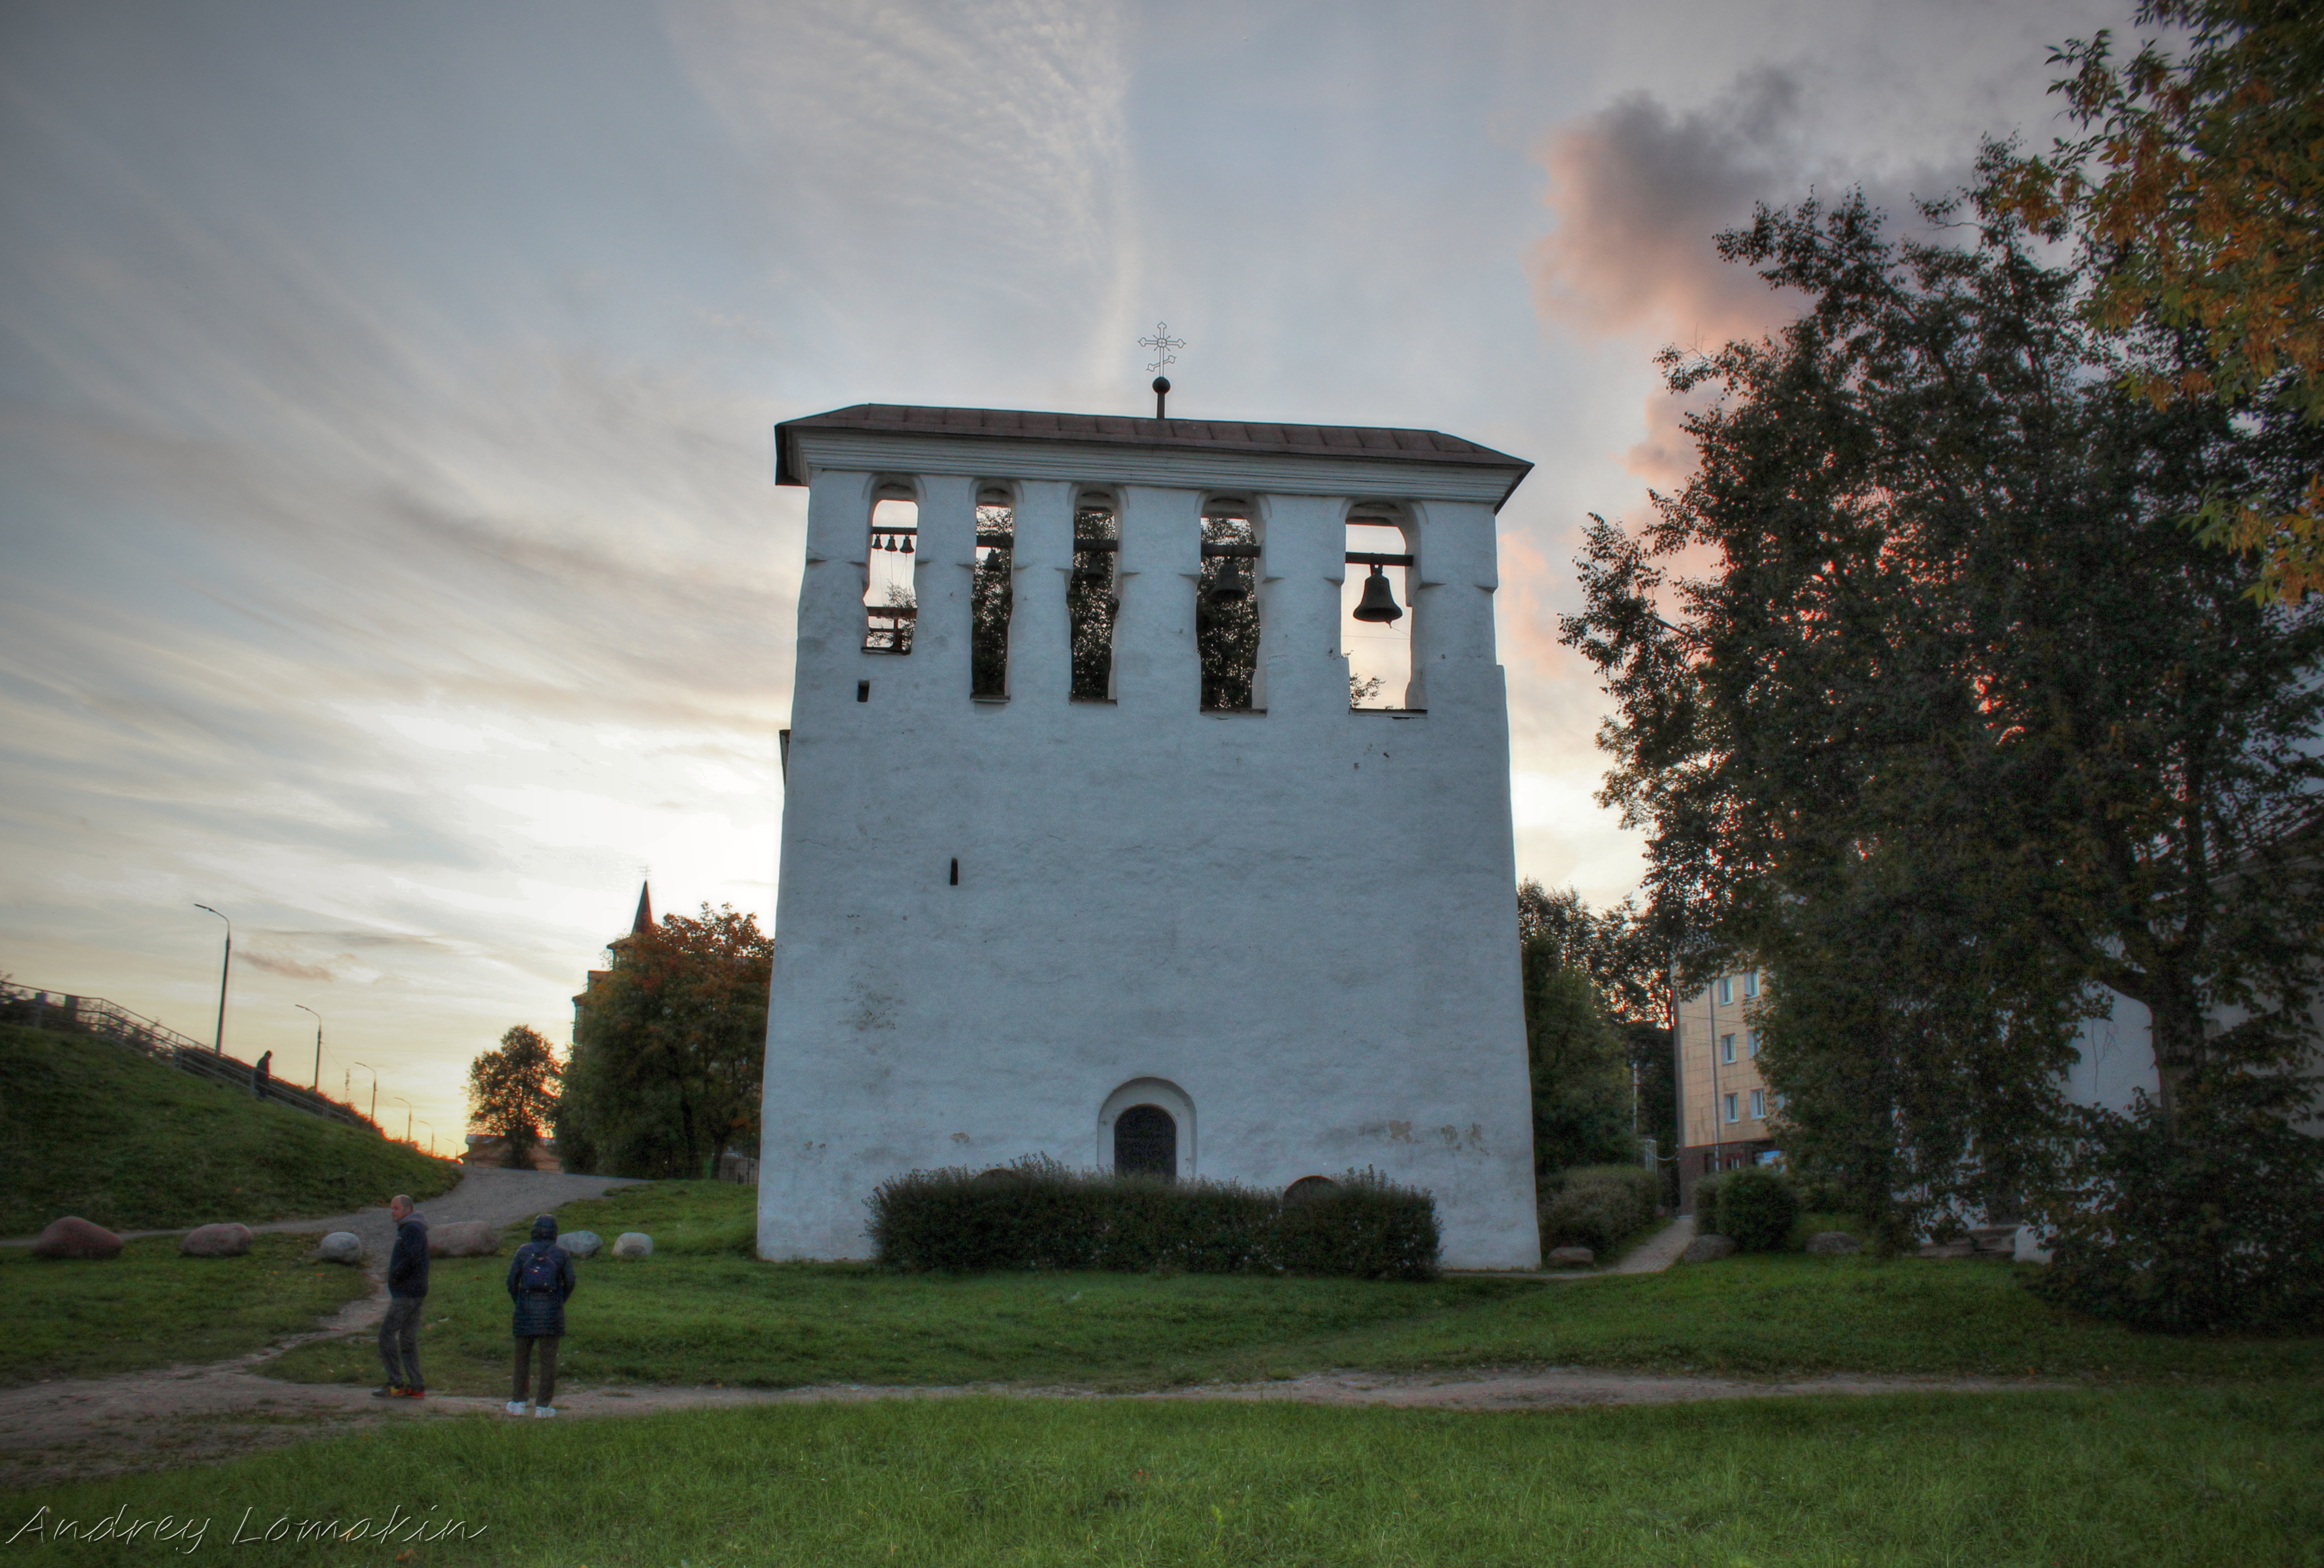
[1529,70,1807,349]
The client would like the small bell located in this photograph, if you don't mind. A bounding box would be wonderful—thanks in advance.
[1209,553,1249,603]
[901,534,914,554]
[1353,563,1403,623]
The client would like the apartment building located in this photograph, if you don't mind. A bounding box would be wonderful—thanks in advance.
[1675,966,1776,1212]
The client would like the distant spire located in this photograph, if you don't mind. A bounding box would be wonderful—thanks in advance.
[632,882,654,935]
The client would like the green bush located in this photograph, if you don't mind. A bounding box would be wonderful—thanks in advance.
[2025,1083,2324,1333]
[1538,1164,1660,1255]
[1714,1165,1800,1252]
[868,1158,1439,1280]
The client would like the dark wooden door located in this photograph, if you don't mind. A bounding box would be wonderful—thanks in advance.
[1113,1104,1176,1178]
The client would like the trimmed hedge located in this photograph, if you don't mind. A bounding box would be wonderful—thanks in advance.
[1695,1166,1798,1253]
[868,1158,1439,1280]
[1538,1164,1661,1255]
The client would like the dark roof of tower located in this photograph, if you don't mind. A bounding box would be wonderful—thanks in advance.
[773,404,1532,496]
[632,882,653,936]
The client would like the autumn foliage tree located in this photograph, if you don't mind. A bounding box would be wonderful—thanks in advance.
[466,1025,563,1170]
[554,904,773,1179]
[1996,0,2324,599]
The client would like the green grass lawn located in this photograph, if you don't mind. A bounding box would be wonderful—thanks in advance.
[0,1024,456,1236]
[0,1233,372,1386]
[259,1182,2324,1394]
[7,1388,2319,1566]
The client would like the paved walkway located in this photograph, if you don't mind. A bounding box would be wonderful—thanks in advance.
[1445,1213,1697,1281]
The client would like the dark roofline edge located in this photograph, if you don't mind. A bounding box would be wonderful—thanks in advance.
[773,403,1533,510]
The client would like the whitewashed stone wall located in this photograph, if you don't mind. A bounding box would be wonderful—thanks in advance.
[758,428,1542,1269]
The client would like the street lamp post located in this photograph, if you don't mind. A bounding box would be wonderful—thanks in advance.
[294,1004,323,1093]
[416,1120,434,1157]
[194,904,231,1056]
[350,1062,378,1126]
[392,1095,413,1145]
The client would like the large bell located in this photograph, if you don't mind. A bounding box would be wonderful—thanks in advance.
[1352,563,1403,623]
[1208,553,1250,603]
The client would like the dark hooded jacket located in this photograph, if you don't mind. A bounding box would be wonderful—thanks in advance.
[387,1211,429,1298]
[505,1214,576,1338]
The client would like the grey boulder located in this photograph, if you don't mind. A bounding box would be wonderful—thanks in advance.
[316,1231,364,1265]
[1805,1231,1862,1256]
[612,1231,654,1259]
[1680,1233,1738,1263]
[30,1216,123,1260]
[428,1220,501,1258]
[562,1230,602,1260]
[1546,1246,1596,1267]
[179,1222,254,1258]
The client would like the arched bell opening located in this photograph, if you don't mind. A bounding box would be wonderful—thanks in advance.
[1197,500,1260,711]
[1283,1175,1340,1205]
[863,483,920,654]
[1343,503,1413,708]
[1112,1104,1177,1179]
[971,484,1015,698]
[1069,489,1120,702]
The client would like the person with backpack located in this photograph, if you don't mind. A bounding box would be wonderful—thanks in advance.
[504,1212,576,1418]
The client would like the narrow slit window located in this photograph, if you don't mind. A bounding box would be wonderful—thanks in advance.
[863,496,918,654]
[1198,505,1259,711]
[971,496,1014,697]
[1068,493,1118,701]
[1343,512,1412,708]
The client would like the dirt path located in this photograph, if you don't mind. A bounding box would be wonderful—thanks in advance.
[0,1345,2049,1487]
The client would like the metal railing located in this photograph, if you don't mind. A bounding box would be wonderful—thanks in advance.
[2,979,374,1129]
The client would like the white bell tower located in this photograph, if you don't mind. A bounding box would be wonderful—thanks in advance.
[758,404,1542,1269]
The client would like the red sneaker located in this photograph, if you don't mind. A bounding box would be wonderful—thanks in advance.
[397,1388,426,1399]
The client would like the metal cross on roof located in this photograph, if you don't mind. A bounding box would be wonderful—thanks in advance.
[1138,322,1184,374]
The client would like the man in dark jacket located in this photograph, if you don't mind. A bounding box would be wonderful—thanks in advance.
[374,1194,428,1398]
[504,1213,576,1418]
[251,1051,271,1101]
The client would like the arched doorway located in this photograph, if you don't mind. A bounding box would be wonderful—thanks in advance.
[1113,1104,1177,1179]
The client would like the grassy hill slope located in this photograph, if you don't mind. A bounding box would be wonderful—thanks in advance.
[0,1024,457,1235]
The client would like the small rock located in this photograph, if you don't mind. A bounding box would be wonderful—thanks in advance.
[562,1230,602,1260]
[612,1231,654,1259]
[1680,1233,1737,1263]
[1805,1230,1862,1256]
[428,1220,501,1258]
[1546,1246,1596,1266]
[316,1231,364,1265]
[30,1217,123,1261]
[179,1222,254,1258]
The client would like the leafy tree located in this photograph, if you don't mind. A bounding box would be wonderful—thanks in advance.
[1516,880,1665,1024]
[556,904,773,1179]
[1996,0,2324,601]
[1521,949,1634,1177]
[1559,172,2324,1230]
[466,1025,563,1169]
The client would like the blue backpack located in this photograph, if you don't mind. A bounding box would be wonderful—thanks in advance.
[518,1245,562,1295]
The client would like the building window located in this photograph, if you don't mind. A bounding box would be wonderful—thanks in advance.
[1750,1088,1765,1120]
[1069,492,1119,701]
[970,493,1013,697]
[1717,975,1733,1005]
[1746,1031,1759,1058]
[1198,503,1260,711]
[1723,1093,1738,1124]
[1743,970,1759,999]
[1720,1033,1736,1065]
[863,493,918,654]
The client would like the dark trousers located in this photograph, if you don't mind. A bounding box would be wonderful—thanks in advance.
[379,1296,425,1389]
[513,1336,561,1405]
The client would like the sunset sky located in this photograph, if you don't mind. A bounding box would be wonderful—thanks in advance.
[0,0,2126,1142]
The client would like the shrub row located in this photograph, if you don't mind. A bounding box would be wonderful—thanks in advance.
[867,1158,1440,1280]
[1692,1164,1799,1253]
[1537,1164,1660,1255]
